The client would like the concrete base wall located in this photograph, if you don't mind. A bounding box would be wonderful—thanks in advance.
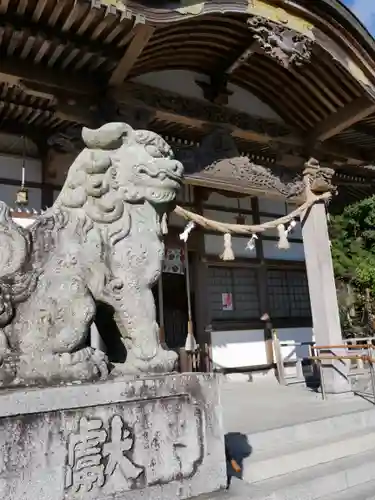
[0,373,226,500]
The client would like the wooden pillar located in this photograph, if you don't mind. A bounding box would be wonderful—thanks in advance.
[251,197,274,367]
[36,141,54,210]
[90,323,106,352]
[192,187,212,371]
[41,158,54,209]
[301,200,350,393]
[158,275,166,345]
[193,224,211,347]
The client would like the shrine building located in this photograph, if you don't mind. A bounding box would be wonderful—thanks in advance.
[1,0,375,392]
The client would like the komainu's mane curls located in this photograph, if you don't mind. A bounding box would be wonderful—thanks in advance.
[56,122,133,224]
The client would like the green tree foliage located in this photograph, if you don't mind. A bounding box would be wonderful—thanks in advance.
[330,195,375,336]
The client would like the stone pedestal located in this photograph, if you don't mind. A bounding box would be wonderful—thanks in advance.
[0,373,226,500]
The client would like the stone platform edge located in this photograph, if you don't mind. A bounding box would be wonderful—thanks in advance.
[0,372,223,417]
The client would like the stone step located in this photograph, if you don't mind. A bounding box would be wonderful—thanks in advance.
[245,405,375,454]
[194,452,375,500]
[224,373,252,383]
[236,447,375,500]
[242,427,375,483]
[321,479,375,499]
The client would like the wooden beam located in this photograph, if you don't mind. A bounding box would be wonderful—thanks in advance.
[197,42,258,104]
[54,101,98,127]
[109,23,155,86]
[319,141,369,164]
[110,81,302,146]
[308,95,375,142]
[0,118,50,144]
[226,42,258,74]
[109,81,370,163]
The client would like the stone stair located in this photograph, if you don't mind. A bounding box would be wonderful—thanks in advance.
[196,449,375,500]
[220,404,375,499]
[238,449,375,499]
[323,479,375,499]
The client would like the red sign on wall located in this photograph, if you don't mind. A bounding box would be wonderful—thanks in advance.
[221,293,233,311]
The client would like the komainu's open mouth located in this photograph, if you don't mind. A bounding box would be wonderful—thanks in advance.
[158,170,183,183]
[138,162,184,185]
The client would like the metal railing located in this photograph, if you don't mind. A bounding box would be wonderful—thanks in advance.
[276,339,375,400]
[311,343,375,400]
[344,337,375,372]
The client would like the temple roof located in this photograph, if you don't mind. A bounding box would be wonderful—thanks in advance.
[1,0,375,204]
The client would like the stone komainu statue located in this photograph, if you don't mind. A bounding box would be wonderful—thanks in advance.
[0,122,184,386]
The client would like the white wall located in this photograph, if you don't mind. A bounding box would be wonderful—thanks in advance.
[203,203,256,258]
[258,197,304,261]
[204,234,257,258]
[13,217,36,228]
[211,327,313,370]
[53,189,60,203]
[0,154,41,183]
[258,197,287,214]
[262,240,305,261]
[205,191,253,210]
[259,215,302,240]
[132,70,283,122]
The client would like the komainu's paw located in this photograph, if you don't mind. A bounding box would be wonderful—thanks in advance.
[112,346,178,375]
[0,351,17,387]
[0,348,109,388]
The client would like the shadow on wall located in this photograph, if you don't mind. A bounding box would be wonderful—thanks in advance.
[225,432,252,489]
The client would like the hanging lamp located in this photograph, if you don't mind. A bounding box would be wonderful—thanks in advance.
[16,136,29,206]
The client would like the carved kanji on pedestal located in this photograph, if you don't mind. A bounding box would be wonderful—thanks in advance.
[65,416,143,493]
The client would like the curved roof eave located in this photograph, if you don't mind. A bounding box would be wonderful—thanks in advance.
[322,0,375,48]
[127,0,375,100]
[297,0,375,100]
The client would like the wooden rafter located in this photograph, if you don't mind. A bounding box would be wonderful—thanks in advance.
[0,0,10,14]
[32,0,48,22]
[308,95,375,143]
[109,23,155,86]
[0,58,99,96]
[0,10,123,61]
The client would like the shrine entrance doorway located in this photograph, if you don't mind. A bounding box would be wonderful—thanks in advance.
[153,251,196,351]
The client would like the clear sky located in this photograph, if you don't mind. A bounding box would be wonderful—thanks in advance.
[343,0,375,33]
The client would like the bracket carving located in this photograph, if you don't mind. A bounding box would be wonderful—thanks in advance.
[47,125,83,153]
[248,16,314,69]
